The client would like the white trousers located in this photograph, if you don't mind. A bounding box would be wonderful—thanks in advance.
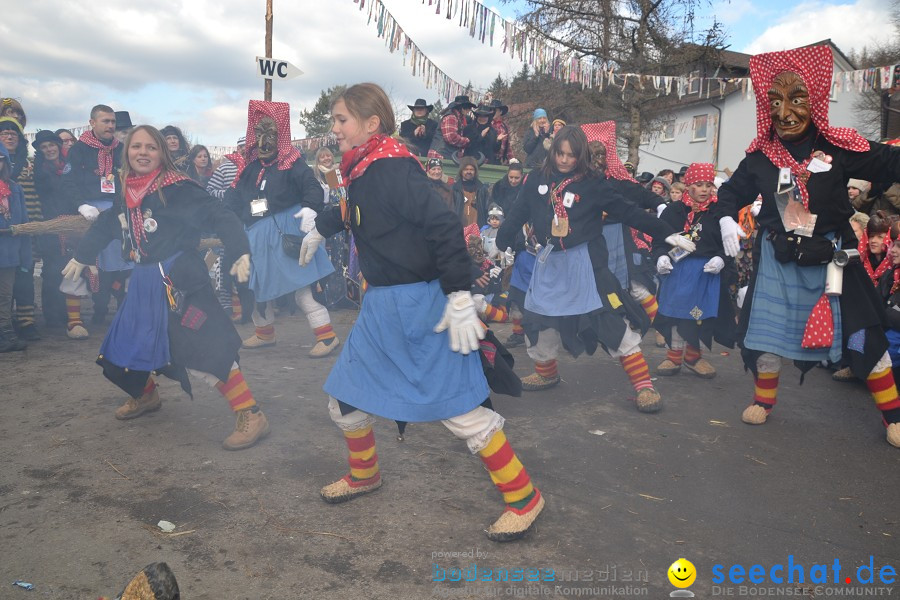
[251,286,330,329]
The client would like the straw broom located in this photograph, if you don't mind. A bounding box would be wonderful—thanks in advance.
[0,214,92,236]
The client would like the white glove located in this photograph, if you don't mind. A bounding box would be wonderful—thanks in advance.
[489,266,502,278]
[719,216,746,258]
[61,258,97,281]
[750,198,762,217]
[472,293,487,313]
[433,290,485,355]
[298,228,325,267]
[229,253,251,283]
[294,207,317,233]
[703,256,725,274]
[656,203,667,218]
[502,246,515,268]
[656,255,673,275]
[665,233,696,254]
[78,204,100,221]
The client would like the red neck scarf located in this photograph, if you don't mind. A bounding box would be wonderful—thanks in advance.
[681,163,718,232]
[78,130,119,177]
[0,180,10,220]
[232,100,301,188]
[859,229,892,284]
[339,134,420,184]
[891,265,900,296]
[123,168,191,257]
[747,46,870,209]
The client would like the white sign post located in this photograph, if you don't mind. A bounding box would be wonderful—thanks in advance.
[256,56,303,81]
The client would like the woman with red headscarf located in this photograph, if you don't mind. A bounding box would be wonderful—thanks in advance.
[653,163,735,380]
[714,45,900,448]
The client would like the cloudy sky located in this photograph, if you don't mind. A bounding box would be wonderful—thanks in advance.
[0,0,896,147]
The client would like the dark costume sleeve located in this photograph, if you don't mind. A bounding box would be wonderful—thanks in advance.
[614,179,666,210]
[315,203,345,239]
[170,183,250,268]
[74,207,122,264]
[841,141,900,185]
[713,158,761,221]
[496,179,533,251]
[399,120,417,141]
[292,161,326,213]
[599,182,674,241]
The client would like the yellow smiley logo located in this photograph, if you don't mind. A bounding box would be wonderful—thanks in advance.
[668,558,697,588]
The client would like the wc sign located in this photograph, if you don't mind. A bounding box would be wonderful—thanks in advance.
[256,56,303,81]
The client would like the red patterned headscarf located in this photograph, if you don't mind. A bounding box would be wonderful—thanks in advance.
[581,121,635,183]
[232,100,301,187]
[681,163,718,232]
[124,167,191,258]
[747,46,870,208]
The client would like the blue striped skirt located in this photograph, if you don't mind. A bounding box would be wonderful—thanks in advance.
[744,235,841,363]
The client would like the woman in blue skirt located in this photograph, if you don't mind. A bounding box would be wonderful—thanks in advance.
[300,83,544,542]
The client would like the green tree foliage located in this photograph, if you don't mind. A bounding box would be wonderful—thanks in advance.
[298,85,347,137]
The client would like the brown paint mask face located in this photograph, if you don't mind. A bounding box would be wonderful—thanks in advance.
[254,117,278,160]
[767,71,811,142]
[589,141,607,174]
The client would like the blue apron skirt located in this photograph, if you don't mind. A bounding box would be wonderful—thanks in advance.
[658,256,720,320]
[525,243,603,317]
[323,279,489,422]
[247,205,334,303]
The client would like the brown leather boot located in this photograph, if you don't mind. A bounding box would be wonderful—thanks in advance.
[222,409,270,450]
[115,386,162,420]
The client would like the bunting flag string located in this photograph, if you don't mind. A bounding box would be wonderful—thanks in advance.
[354,0,900,103]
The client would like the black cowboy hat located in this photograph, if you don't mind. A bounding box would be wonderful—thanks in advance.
[473,104,494,117]
[487,99,508,116]
[31,129,62,151]
[446,95,475,111]
[677,165,689,175]
[407,98,434,112]
[115,111,133,131]
[636,171,654,184]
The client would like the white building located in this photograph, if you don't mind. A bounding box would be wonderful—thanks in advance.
[635,40,873,178]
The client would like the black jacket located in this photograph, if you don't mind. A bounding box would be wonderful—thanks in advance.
[61,140,124,207]
[225,158,324,226]
[316,157,471,294]
[522,128,551,168]
[713,135,900,245]
[34,158,75,219]
[462,120,498,161]
[498,169,674,255]
[653,203,724,260]
[399,119,437,157]
[451,180,491,227]
[878,267,900,330]
[489,176,522,214]
[76,180,249,269]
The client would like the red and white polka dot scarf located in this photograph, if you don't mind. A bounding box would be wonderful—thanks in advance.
[339,134,421,183]
[580,121,635,183]
[232,100,301,187]
[680,163,718,233]
[747,45,870,208]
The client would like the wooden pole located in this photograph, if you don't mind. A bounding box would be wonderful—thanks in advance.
[264,0,273,101]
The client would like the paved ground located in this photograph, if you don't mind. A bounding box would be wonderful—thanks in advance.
[2,299,899,599]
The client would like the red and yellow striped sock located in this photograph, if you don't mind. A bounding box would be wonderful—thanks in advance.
[666,347,684,366]
[254,324,275,341]
[65,295,83,329]
[512,318,524,335]
[314,323,337,342]
[866,368,900,424]
[640,294,659,322]
[231,293,242,321]
[478,430,536,510]
[534,360,558,379]
[752,372,779,412]
[483,304,508,323]
[620,351,653,391]
[344,425,380,483]
[684,345,702,365]
[215,367,257,412]
[143,376,157,396]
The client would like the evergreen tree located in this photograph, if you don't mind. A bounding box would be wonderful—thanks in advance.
[298,85,346,137]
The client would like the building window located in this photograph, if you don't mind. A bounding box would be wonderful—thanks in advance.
[661,120,675,142]
[640,131,651,145]
[692,115,708,142]
[688,70,701,95]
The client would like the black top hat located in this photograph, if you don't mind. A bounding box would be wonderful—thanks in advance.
[677,165,689,175]
[487,99,508,116]
[636,171,654,184]
[407,99,434,112]
[473,104,494,117]
[31,129,63,151]
[115,111,133,131]
[446,95,475,111]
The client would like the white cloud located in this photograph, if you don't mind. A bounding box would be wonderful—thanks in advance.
[0,0,526,146]
[741,0,897,55]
